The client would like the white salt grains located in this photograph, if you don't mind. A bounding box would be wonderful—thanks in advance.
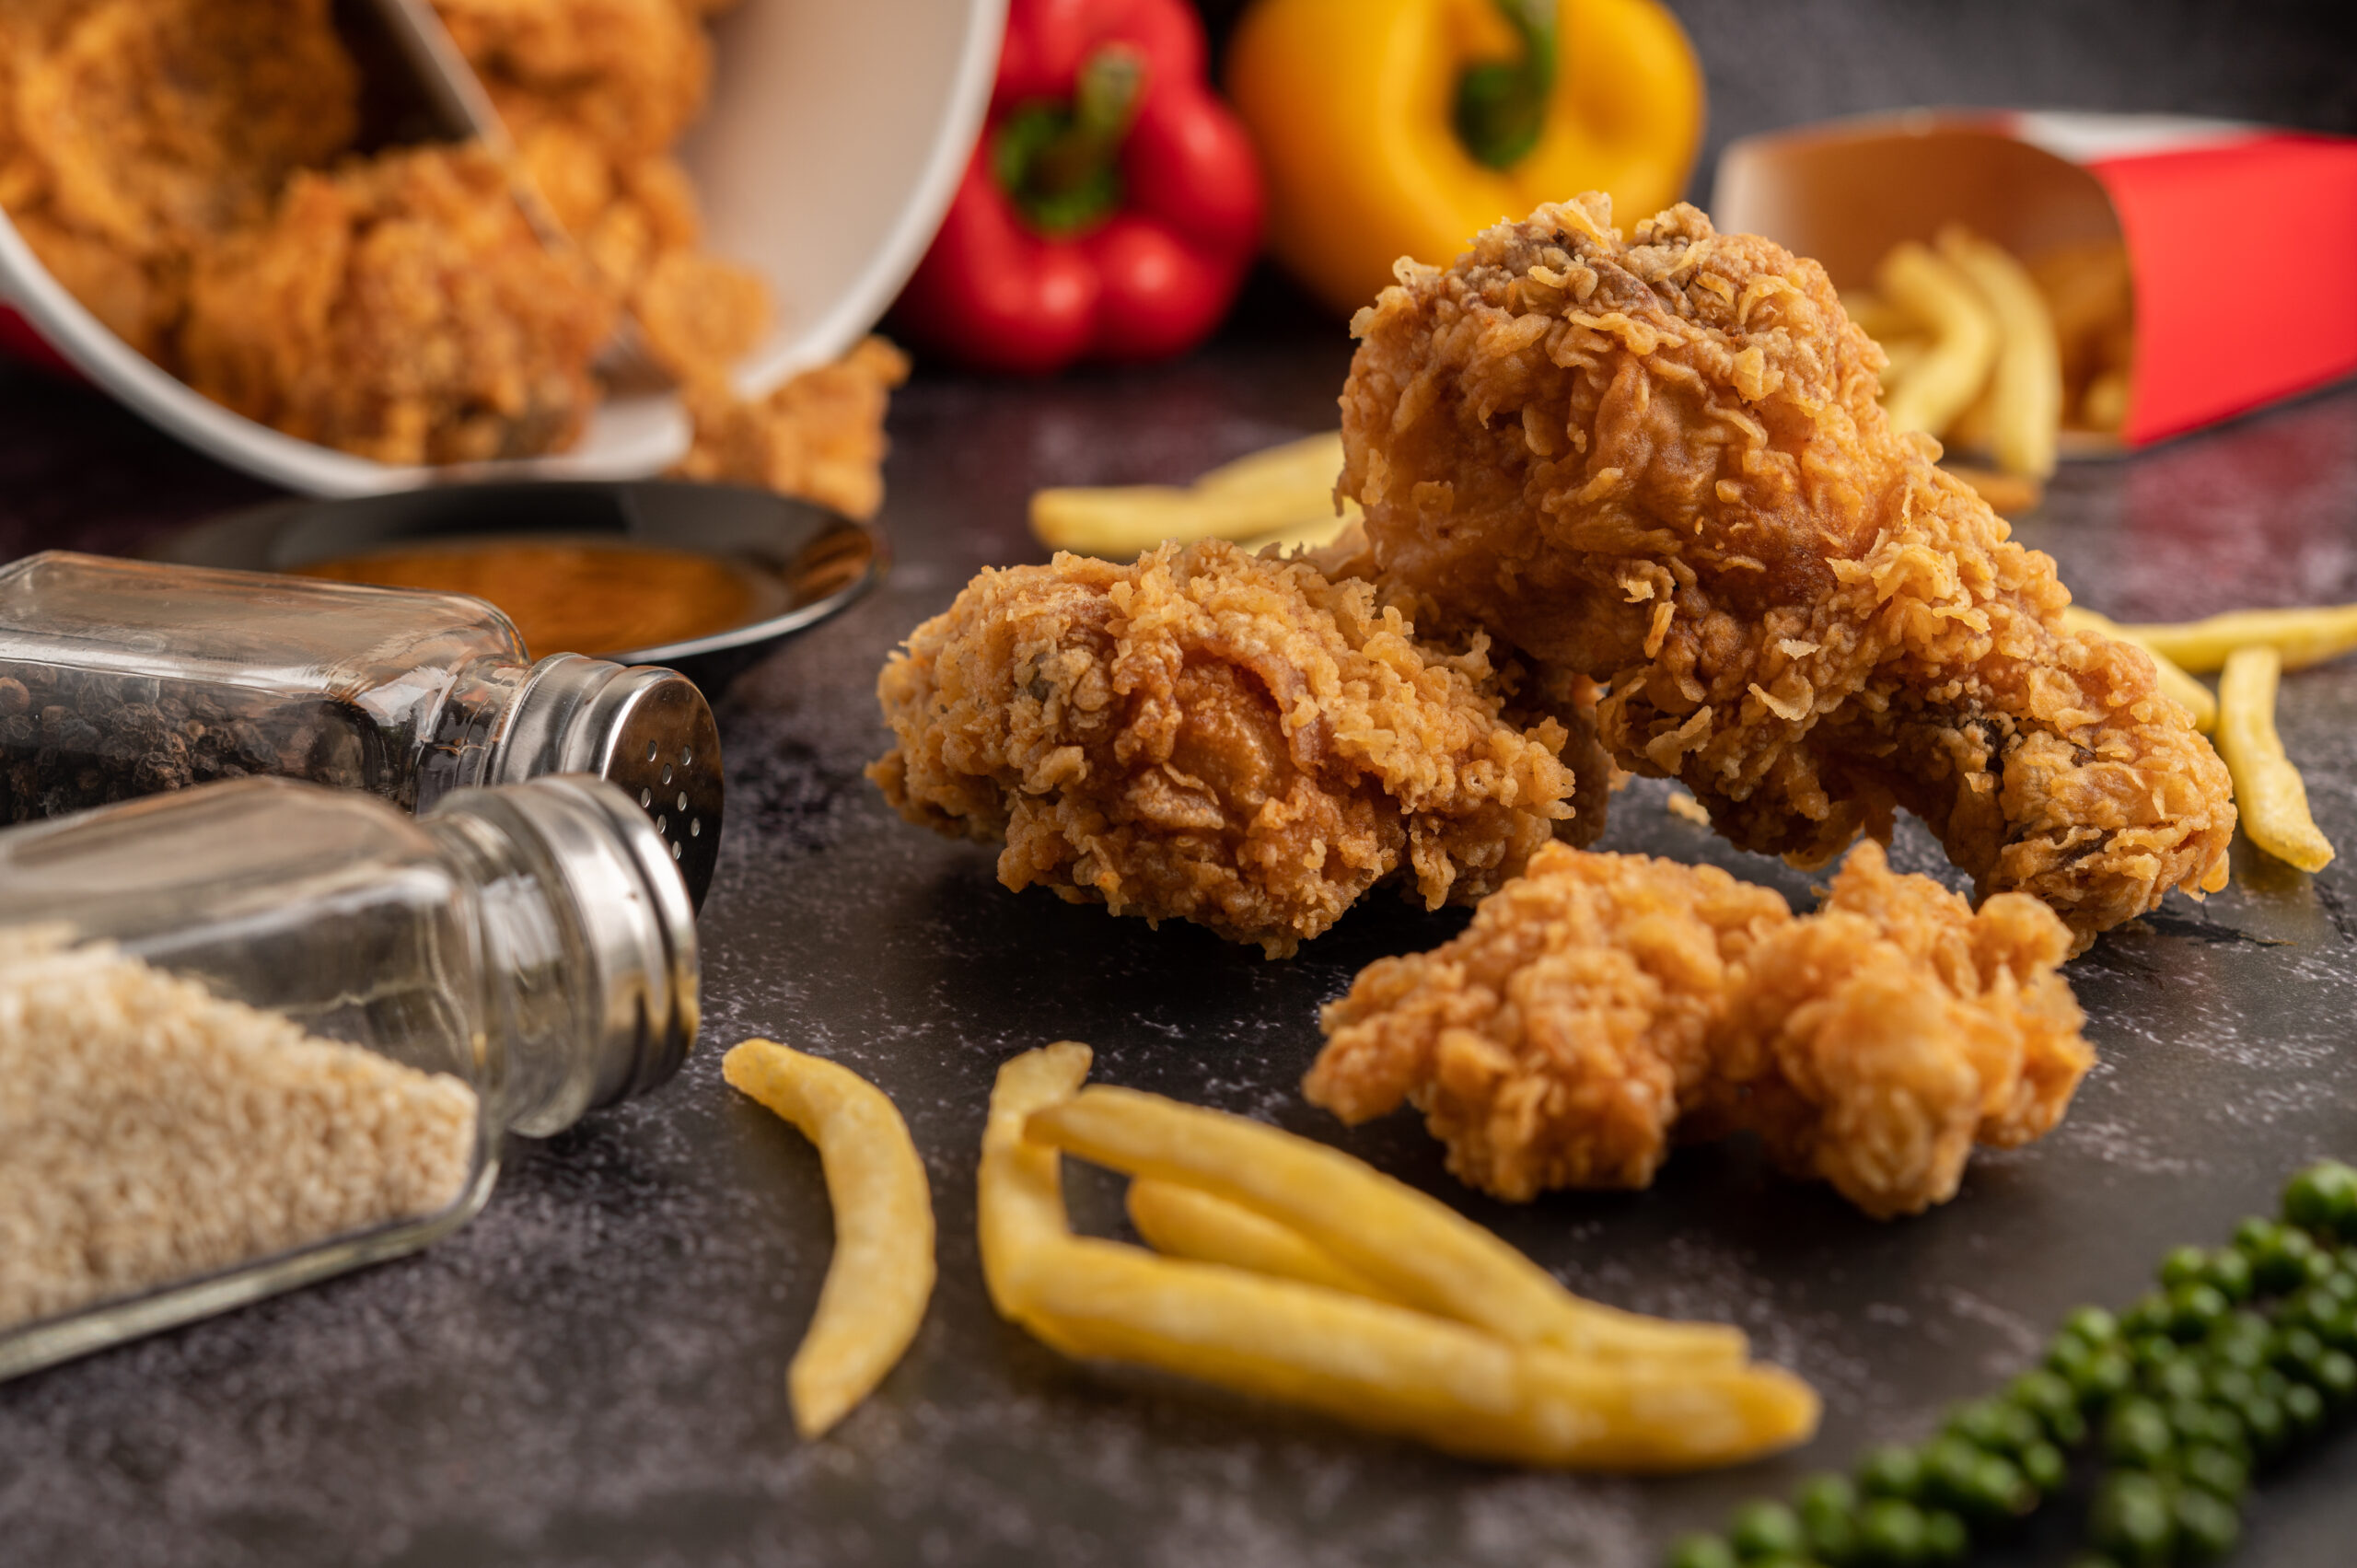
[0,926,478,1331]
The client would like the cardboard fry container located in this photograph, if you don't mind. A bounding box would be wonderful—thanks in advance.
[0,0,1004,496]
[1712,111,2357,448]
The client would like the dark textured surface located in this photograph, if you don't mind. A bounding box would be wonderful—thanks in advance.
[5,342,2357,1566]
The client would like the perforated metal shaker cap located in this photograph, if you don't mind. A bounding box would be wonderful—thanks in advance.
[491,653,723,909]
[427,774,700,1134]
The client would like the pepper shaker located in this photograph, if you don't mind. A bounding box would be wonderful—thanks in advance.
[0,551,723,905]
[0,773,698,1380]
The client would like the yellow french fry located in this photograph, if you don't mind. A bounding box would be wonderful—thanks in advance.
[2217,646,2335,873]
[1026,1086,1746,1366]
[723,1040,936,1439]
[2100,604,2357,675]
[978,1049,1815,1471]
[2061,608,2218,732]
[1126,1178,1396,1303]
[1029,433,1354,558]
[1018,1231,1817,1471]
[1938,227,2062,479]
[1876,240,2001,439]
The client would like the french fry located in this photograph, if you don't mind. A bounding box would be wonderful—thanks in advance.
[2096,603,2357,675]
[2061,608,2219,732]
[1126,1178,1396,1303]
[1025,1086,1747,1366]
[1937,227,2061,478]
[977,1040,1095,1324]
[2217,646,2335,873]
[1939,462,2044,518]
[1018,1231,1818,1470]
[723,1040,937,1438]
[979,1049,1816,1470]
[1029,433,1357,558]
[1875,239,2001,439]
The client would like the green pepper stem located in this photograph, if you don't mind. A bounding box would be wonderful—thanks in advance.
[1455,0,1557,171]
[993,43,1148,238]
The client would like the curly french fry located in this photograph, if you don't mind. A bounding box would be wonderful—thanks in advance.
[723,1040,936,1438]
[2061,608,2218,732]
[1875,240,2000,439]
[1027,1086,1746,1365]
[1127,1178,1395,1303]
[2217,646,2334,873]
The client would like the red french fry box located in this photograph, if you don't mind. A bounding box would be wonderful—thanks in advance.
[1712,112,2357,448]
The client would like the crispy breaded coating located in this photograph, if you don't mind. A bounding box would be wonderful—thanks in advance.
[868,540,1584,957]
[180,145,614,466]
[1340,196,2235,947]
[1307,841,2091,1218]
[673,336,908,520]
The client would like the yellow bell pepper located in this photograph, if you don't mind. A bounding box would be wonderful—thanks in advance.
[1225,0,1705,316]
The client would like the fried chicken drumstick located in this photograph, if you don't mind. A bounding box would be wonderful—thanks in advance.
[1307,840,2092,1218]
[870,540,1594,956]
[1340,197,2234,946]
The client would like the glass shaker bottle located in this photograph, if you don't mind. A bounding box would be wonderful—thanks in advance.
[0,551,722,905]
[0,772,697,1381]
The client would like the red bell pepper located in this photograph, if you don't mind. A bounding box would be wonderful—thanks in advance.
[891,0,1264,373]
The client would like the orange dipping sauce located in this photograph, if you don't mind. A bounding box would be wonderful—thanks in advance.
[297,539,764,656]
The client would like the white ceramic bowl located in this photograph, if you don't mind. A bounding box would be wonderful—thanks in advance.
[0,0,1004,496]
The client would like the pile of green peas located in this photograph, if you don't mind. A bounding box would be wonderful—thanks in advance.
[1666,1159,2357,1568]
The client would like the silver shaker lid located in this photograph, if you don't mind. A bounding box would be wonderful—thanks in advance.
[492,653,723,910]
[428,774,700,1134]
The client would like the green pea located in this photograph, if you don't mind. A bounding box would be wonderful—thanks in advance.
[2103,1397,2175,1468]
[1854,1498,1929,1566]
[1918,1437,1985,1513]
[2282,1284,2343,1339]
[2087,1471,2176,1567]
[2233,1215,2281,1256]
[2018,1438,2066,1495]
[2318,1267,2357,1305]
[2047,1331,2095,1383]
[2177,1442,2249,1504]
[2172,1486,2242,1563]
[1727,1499,1805,1561]
[1663,1533,1738,1568]
[1945,1397,2041,1458]
[2165,1282,2230,1342]
[1858,1443,1924,1501]
[2143,1356,2206,1403]
[2200,1248,2255,1304]
[2063,1305,2121,1344]
[2253,1227,2320,1295]
[2128,1334,2179,1376]
[2300,1248,2340,1287]
[1921,1508,1968,1565]
[2159,1243,2210,1289]
[2316,1347,2357,1407]
[2007,1369,2087,1446]
[2283,1380,2327,1440]
[2282,1158,2357,1238]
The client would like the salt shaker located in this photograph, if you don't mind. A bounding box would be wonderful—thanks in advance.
[0,551,722,905]
[0,772,698,1380]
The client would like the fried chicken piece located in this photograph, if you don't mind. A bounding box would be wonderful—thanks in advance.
[1340,196,2235,946]
[180,144,615,466]
[1307,840,2090,1217]
[869,540,1585,957]
[0,0,359,355]
[672,336,909,519]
